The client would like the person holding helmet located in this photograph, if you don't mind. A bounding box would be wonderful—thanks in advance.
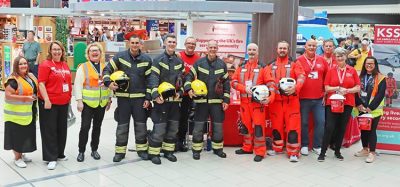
[102,35,152,162]
[297,39,329,156]
[74,42,112,162]
[231,43,276,162]
[267,41,306,162]
[147,34,185,165]
[185,40,230,160]
[385,72,397,107]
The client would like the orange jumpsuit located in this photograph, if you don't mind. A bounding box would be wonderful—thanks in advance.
[386,77,397,106]
[231,58,275,157]
[267,56,305,157]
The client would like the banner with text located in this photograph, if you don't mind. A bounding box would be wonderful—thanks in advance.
[193,21,247,55]
[374,25,400,45]
[377,108,400,153]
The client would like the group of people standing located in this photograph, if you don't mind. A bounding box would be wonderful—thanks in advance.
[3,31,387,170]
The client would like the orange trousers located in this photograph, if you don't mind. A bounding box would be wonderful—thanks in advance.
[240,100,266,156]
[269,98,301,157]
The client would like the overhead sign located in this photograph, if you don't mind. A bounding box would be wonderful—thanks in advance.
[374,25,400,45]
[193,21,247,54]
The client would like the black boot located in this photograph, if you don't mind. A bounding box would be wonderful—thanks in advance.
[113,153,125,162]
[213,149,227,158]
[254,155,263,162]
[77,152,84,162]
[235,149,253,155]
[137,151,149,160]
[91,151,101,160]
[164,152,177,162]
[193,152,201,160]
[150,155,161,165]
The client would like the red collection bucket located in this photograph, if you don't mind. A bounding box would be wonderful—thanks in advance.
[329,94,345,113]
[357,114,373,131]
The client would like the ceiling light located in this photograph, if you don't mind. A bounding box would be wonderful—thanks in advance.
[224,11,229,14]
[6,15,11,18]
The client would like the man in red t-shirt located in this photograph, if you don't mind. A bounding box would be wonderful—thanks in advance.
[323,39,337,70]
[177,36,200,152]
[297,39,329,156]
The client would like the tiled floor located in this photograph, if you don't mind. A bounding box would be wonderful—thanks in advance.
[0,91,399,187]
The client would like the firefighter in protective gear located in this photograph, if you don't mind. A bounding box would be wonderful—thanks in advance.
[185,40,230,160]
[266,41,305,162]
[75,43,111,162]
[103,35,152,162]
[110,71,130,91]
[147,34,185,165]
[386,72,397,107]
[231,43,276,162]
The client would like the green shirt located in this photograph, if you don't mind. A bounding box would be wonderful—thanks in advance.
[22,41,41,63]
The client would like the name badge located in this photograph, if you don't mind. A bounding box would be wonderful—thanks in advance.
[254,68,259,73]
[361,91,367,97]
[308,71,318,79]
[284,64,291,68]
[272,66,277,70]
[241,68,247,72]
[63,83,69,92]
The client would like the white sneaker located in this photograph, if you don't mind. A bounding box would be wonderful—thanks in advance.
[47,161,57,170]
[300,147,309,156]
[22,154,32,162]
[57,156,68,161]
[267,150,276,156]
[14,159,27,168]
[365,153,376,163]
[289,155,299,162]
[312,148,321,155]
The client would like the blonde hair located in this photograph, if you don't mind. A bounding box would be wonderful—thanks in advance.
[85,42,104,61]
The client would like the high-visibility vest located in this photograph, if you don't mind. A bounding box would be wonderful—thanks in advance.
[81,61,110,108]
[4,73,37,125]
[370,73,385,118]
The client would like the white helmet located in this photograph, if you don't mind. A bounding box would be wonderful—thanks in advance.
[279,78,296,91]
[251,85,270,102]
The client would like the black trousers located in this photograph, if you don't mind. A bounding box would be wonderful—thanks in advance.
[39,99,69,161]
[361,116,381,152]
[321,105,353,156]
[178,95,192,142]
[78,103,106,153]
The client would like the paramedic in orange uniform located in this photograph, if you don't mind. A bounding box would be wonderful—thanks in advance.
[231,43,276,162]
[267,41,306,162]
[386,72,397,107]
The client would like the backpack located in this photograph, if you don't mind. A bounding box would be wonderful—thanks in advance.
[347,48,361,67]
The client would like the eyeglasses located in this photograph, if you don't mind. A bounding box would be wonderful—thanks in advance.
[89,49,100,53]
[130,42,140,44]
[185,42,196,45]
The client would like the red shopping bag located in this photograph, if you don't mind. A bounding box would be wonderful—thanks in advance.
[342,116,361,148]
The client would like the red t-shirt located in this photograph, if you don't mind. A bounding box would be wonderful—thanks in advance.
[298,55,329,99]
[324,55,337,70]
[38,59,72,105]
[179,51,200,74]
[324,65,360,106]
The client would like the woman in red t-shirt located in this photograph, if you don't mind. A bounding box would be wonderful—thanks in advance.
[318,47,360,162]
[38,41,72,170]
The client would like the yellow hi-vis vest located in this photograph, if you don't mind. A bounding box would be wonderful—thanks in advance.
[4,73,37,125]
[370,73,385,118]
[81,61,110,108]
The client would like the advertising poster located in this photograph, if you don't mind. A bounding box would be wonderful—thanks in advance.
[373,25,400,154]
[37,26,44,39]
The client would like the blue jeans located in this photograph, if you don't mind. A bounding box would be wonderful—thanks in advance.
[300,99,325,148]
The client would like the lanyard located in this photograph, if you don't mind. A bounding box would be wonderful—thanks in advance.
[52,60,66,81]
[304,54,316,71]
[337,67,347,86]
[364,75,372,91]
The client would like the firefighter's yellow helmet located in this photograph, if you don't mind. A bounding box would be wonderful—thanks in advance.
[191,79,208,97]
[158,82,176,98]
[110,71,130,91]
